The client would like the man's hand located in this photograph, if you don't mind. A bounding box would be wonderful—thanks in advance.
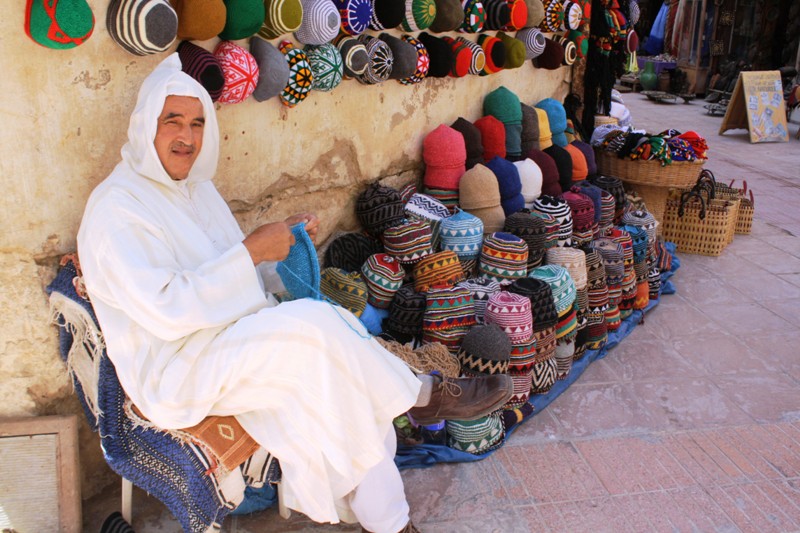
[243,222,295,264]
[284,213,320,243]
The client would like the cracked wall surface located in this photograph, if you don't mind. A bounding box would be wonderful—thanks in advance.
[1,1,571,500]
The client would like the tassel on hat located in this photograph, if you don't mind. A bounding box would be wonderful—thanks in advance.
[278,40,313,107]
[294,0,340,44]
[259,0,303,39]
[305,43,344,91]
[250,37,291,102]
[219,0,264,40]
[214,40,259,104]
[107,0,177,56]
[172,0,225,41]
[25,0,94,49]
[399,34,430,84]
[178,41,225,102]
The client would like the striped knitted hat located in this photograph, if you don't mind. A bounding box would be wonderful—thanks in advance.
[514,158,543,208]
[361,253,406,309]
[561,188,595,246]
[477,34,506,76]
[422,187,459,214]
[507,276,557,329]
[305,43,344,91]
[495,31,526,69]
[504,0,528,30]
[414,250,465,292]
[178,41,225,102]
[320,267,369,317]
[335,35,370,77]
[532,195,572,246]
[334,0,372,34]
[473,115,506,163]
[478,232,529,284]
[446,412,504,454]
[530,329,556,393]
[456,277,500,324]
[545,246,587,290]
[439,209,484,261]
[368,0,405,29]
[294,0,340,44]
[430,0,463,32]
[356,34,394,84]
[386,284,426,336]
[555,301,577,339]
[554,34,577,65]
[401,0,437,30]
[484,291,533,344]
[620,224,648,264]
[214,41,259,104]
[621,209,658,245]
[482,0,510,30]
[172,0,225,41]
[422,286,476,353]
[529,210,560,249]
[596,189,615,234]
[563,0,582,29]
[423,124,467,192]
[440,36,472,78]
[508,339,537,373]
[324,232,383,272]
[356,183,405,236]
[588,175,626,224]
[278,40,313,107]
[459,0,486,33]
[507,345,534,408]
[572,180,603,226]
[516,27,546,59]
[107,0,177,56]
[458,323,512,375]
[260,0,303,39]
[382,220,434,265]
[529,264,576,314]
[249,37,291,102]
[403,192,448,248]
[531,325,556,365]
[399,35,431,85]
[459,37,487,75]
[504,210,547,268]
[219,0,264,40]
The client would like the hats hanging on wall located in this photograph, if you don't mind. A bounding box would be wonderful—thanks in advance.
[399,34,431,84]
[26,0,95,49]
[356,34,394,84]
[305,43,344,91]
[552,34,577,65]
[495,31,525,69]
[249,37,290,102]
[379,33,418,81]
[368,0,405,29]
[482,0,510,30]
[214,40,259,104]
[430,0,463,32]
[532,37,564,69]
[178,40,225,102]
[259,0,303,39]
[171,0,225,41]
[417,32,454,78]
[334,35,370,78]
[504,0,528,31]
[218,0,264,40]
[278,40,313,107]
[294,0,339,44]
[515,27,545,59]
[334,0,373,34]
[401,0,438,31]
[477,34,505,75]
[459,0,486,33]
[107,0,177,56]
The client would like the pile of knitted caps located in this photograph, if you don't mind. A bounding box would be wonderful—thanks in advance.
[40,0,595,106]
[318,85,672,454]
[591,122,709,167]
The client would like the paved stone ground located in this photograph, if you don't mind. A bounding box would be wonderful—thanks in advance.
[83,95,800,533]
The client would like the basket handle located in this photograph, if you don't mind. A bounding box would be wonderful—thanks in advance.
[695,169,716,199]
[678,189,706,220]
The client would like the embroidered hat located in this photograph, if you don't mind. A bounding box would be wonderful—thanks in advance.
[459,323,512,375]
[334,0,372,34]
[383,220,434,265]
[571,140,597,176]
[524,0,545,27]
[335,35,370,77]
[368,0,405,29]
[535,98,568,147]
[277,223,322,300]
[477,34,505,75]
[529,264,576,314]
[532,36,564,69]
[178,41,225,102]
[495,31,526,69]
[563,0,582,29]
[451,117,484,170]
[482,0,510,30]
[504,210,547,267]
[324,232,383,271]
[414,250,466,292]
[459,0,486,32]
[107,0,177,56]
[446,411,505,454]
[543,144,573,193]
[386,284,426,336]
[356,34,394,84]
[479,232,529,284]
[430,0,463,31]
[249,37,290,102]
[278,40,313,107]
[305,43,344,91]
[516,27,546,59]
[320,267,369,316]
[171,0,225,41]
[355,184,405,236]
[295,0,340,44]
[538,0,562,30]
[484,291,533,344]
[26,0,94,49]
[401,0,437,31]
[473,115,506,162]
[486,156,524,217]
[484,86,523,159]
[520,103,540,154]
[361,253,406,308]
[422,286,476,353]
[417,32,454,78]
[514,159,543,207]
[219,0,264,39]
[458,164,506,234]
[504,0,528,30]
[423,124,467,192]
[214,41,259,104]
[259,0,303,39]
[457,277,500,323]
[508,277,557,329]
[399,34,430,84]
[378,33,417,81]
[439,209,484,261]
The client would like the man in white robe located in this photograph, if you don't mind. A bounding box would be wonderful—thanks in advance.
[77,55,512,533]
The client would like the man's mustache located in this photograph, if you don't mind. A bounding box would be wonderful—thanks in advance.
[171,141,195,153]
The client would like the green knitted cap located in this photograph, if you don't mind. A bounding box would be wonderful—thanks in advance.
[219,0,264,40]
[25,0,94,49]
[495,31,526,69]
[483,85,522,126]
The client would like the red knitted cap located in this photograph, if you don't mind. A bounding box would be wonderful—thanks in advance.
[474,115,507,162]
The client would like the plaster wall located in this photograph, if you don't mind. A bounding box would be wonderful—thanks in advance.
[0,0,572,498]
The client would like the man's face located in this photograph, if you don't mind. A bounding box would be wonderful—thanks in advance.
[154,95,205,181]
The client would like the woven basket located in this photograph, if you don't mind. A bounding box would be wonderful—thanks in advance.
[714,180,755,235]
[622,183,670,236]
[662,190,737,256]
[595,151,705,188]
[594,115,619,127]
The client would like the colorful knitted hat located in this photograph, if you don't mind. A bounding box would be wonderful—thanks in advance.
[561,189,594,245]
[532,37,564,69]
[334,0,372,34]
[484,86,523,159]
[278,40,313,107]
[459,0,486,32]
[446,411,505,454]
[399,34,430,84]
[377,33,416,81]
[588,174,626,224]
[458,164,506,234]
[553,34,577,65]
[320,267,369,316]
[178,41,225,102]
[529,264,576,314]
[508,277,557,329]
[361,253,405,308]
[571,140,597,176]
[546,246,587,289]
[249,37,290,102]
[414,250,466,292]
[422,186,459,214]
[324,232,383,271]
[459,37,487,75]
[486,156,524,217]
[305,43,344,91]
[219,0,264,40]
[477,34,506,76]
[516,27,546,59]
[532,194,572,246]
[479,232,529,284]
[383,220,434,265]
[422,286,476,353]
[520,103,540,154]
[335,35,370,77]
[535,98,568,147]
[214,41,259,104]
[524,0,545,26]
[591,237,625,282]
[439,209,484,260]
[484,291,533,344]
[423,124,467,191]
[440,36,472,77]
[504,0,528,30]
[356,183,405,236]
[26,0,94,49]
[504,210,547,267]
[543,144,573,193]
[482,0,510,30]
[356,34,394,84]
[259,0,303,39]
[495,31,526,69]
[450,117,484,170]
[514,159,543,207]
[386,284,426,336]
[458,323,512,374]
[401,0,437,30]
[538,0,562,30]
[572,181,603,226]
[457,277,500,323]
[295,0,340,43]
[172,0,225,41]
[430,0,463,31]
[473,115,506,162]
[417,32,454,78]
[563,0,582,29]
[532,108,553,150]
[368,0,405,29]
[568,29,589,58]
[107,0,177,56]
[277,223,321,300]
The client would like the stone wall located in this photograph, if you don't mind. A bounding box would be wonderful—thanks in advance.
[1,0,572,499]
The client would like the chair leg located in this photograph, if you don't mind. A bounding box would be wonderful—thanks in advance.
[277,482,292,519]
[121,478,133,525]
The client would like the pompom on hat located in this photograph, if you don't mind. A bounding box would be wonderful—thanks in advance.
[368,0,405,29]
[178,41,225,102]
[399,34,431,85]
[334,35,370,78]
[214,41,259,104]
[334,0,372,35]
[324,232,383,272]
[259,0,303,39]
[219,0,264,40]
[171,0,225,41]
[495,31,526,69]
[430,0,463,32]
[249,37,290,102]
[417,32,454,78]
[107,0,177,56]
[25,0,94,49]
[356,183,405,236]
[473,115,506,162]
[451,117,484,170]
[278,40,313,107]
[305,43,344,91]
[458,164,506,234]
[294,0,340,44]
[423,124,467,191]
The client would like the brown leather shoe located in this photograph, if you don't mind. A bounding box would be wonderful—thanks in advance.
[406,374,514,426]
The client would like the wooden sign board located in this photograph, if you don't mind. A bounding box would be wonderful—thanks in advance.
[719,71,789,143]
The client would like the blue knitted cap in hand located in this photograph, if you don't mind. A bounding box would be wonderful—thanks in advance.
[277,223,322,300]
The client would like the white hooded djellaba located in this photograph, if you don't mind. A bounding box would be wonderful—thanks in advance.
[77,54,421,523]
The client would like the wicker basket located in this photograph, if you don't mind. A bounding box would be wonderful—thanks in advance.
[714,180,755,235]
[594,115,619,127]
[662,190,737,256]
[595,151,705,188]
